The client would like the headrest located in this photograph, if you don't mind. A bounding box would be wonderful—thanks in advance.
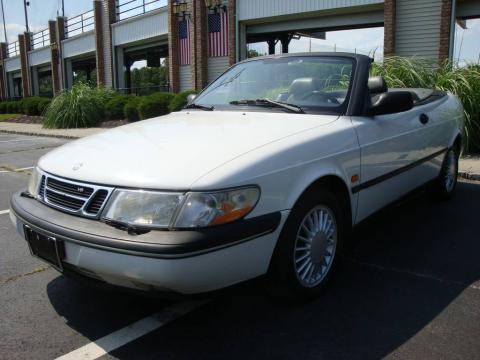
[368,76,388,94]
[289,78,318,96]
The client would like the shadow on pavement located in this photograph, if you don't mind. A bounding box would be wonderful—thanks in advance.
[47,181,480,359]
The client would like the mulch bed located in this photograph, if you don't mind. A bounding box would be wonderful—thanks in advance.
[5,115,130,128]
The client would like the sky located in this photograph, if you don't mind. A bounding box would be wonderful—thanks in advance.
[248,27,385,62]
[0,0,93,42]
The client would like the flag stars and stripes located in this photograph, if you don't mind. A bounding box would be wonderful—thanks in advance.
[179,18,191,65]
[208,11,229,57]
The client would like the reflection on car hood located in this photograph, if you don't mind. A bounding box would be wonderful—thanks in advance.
[38,111,338,189]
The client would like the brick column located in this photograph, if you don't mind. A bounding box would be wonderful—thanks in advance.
[49,20,61,95]
[94,0,116,87]
[168,0,180,93]
[383,0,396,57]
[228,0,236,66]
[0,43,7,100]
[55,17,66,92]
[439,0,453,64]
[19,32,32,98]
[193,0,208,90]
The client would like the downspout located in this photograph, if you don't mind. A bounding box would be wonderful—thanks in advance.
[449,0,457,61]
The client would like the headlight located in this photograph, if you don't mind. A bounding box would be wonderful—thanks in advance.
[102,186,260,229]
[173,187,260,228]
[27,167,42,198]
[102,190,183,228]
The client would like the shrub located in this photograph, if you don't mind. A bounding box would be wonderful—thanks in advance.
[123,96,141,122]
[169,90,198,112]
[5,100,23,114]
[371,56,480,152]
[0,102,7,114]
[138,92,174,120]
[105,95,128,120]
[43,83,110,129]
[23,97,51,116]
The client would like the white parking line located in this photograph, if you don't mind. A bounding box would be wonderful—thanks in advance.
[0,209,10,215]
[0,166,34,174]
[55,301,207,360]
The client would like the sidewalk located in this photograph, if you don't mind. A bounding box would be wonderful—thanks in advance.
[459,155,480,181]
[0,122,105,139]
[1,121,480,180]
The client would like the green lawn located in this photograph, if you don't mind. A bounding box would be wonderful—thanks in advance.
[0,114,20,122]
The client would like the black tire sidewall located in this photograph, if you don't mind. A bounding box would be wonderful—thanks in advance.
[436,147,459,199]
[268,188,346,301]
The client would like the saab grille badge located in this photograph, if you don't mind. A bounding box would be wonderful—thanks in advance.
[72,162,83,171]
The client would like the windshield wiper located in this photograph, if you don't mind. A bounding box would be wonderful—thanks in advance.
[184,103,214,111]
[229,98,304,113]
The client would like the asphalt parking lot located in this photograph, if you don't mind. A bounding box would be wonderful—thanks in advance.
[1,132,480,360]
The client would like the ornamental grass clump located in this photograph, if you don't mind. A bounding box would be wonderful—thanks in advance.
[371,56,480,152]
[43,83,116,129]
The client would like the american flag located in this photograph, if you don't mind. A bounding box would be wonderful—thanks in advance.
[208,11,229,57]
[179,18,191,65]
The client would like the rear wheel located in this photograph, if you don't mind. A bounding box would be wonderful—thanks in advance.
[268,188,346,302]
[433,147,459,200]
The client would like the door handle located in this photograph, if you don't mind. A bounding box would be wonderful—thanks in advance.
[419,113,429,125]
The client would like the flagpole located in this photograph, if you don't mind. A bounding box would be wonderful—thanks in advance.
[23,0,29,33]
[1,0,7,43]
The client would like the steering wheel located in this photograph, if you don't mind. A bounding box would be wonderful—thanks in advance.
[301,91,340,105]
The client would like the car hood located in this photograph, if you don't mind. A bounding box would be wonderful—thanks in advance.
[38,111,338,189]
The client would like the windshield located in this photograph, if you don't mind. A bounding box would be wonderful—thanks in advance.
[194,56,354,113]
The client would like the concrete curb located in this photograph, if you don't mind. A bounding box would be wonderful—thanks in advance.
[0,129,81,139]
[459,172,480,181]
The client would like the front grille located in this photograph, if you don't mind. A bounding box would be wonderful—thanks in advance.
[39,176,46,198]
[46,189,85,210]
[85,190,108,214]
[47,177,94,198]
[39,173,113,219]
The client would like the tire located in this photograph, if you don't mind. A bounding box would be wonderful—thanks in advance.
[433,147,459,201]
[267,187,346,302]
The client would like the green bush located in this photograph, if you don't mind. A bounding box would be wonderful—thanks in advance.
[0,102,7,114]
[123,96,141,122]
[169,90,198,112]
[138,92,174,120]
[22,97,51,116]
[371,56,480,152]
[43,83,112,129]
[5,100,23,114]
[105,95,128,120]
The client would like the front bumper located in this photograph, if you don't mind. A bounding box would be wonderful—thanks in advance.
[10,192,287,294]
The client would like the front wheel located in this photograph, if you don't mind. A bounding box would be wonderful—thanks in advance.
[433,147,459,200]
[267,188,345,302]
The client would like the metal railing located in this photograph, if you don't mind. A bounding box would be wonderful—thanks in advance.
[116,0,166,21]
[31,28,50,49]
[116,84,170,96]
[65,9,95,38]
[7,41,20,57]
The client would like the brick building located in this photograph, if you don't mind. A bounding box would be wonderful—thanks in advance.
[0,0,478,100]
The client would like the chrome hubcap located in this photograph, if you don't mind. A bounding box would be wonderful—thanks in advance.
[294,205,337,288]
[444,150,457,193]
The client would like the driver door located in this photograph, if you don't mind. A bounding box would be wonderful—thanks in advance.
[351,105,432,223]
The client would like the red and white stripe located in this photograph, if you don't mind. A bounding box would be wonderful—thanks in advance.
[209,11,228,57]
[180,19,191,66]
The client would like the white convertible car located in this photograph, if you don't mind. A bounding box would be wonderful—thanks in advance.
[10,53,464,300]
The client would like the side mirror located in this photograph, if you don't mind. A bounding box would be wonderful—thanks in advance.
[369,91,413,116]
[186,94,197,104]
